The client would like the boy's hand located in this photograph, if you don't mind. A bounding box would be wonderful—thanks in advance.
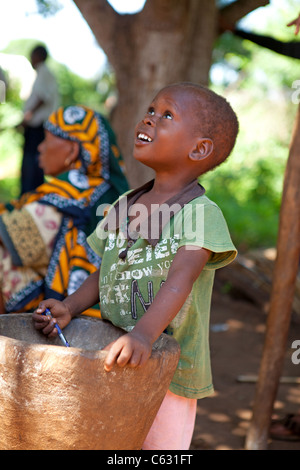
[103,331,152,372]
[32,299,72,338]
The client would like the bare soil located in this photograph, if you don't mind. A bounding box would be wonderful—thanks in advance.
[190,273,300,451]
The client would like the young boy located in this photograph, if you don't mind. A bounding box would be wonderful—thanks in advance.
[33,82,238,450]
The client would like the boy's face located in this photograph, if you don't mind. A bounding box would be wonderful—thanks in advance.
[133,86,201,172]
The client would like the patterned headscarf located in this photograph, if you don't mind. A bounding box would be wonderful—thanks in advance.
[45,105,114,179]
[0,105,129,315]
[12,105,128,226]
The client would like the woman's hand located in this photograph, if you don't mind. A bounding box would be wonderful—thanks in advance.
[32,299,72,338]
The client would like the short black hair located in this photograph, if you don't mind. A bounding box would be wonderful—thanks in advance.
[31,45,48,62]
[165,82,239,172]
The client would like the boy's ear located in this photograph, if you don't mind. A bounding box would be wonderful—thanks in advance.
[189,138,214,162]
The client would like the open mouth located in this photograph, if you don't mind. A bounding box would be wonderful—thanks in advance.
[137,132,153,143]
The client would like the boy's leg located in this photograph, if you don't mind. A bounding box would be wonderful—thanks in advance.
[142,389,197,450]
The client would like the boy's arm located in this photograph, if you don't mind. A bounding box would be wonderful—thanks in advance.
[32,269,100,336]
[104,246,211,371]
[63,269,100,316]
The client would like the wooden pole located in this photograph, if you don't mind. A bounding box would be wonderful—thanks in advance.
[0,291,5,314]
[245,105,300,450]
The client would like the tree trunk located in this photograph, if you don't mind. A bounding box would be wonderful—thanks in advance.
[111,0,218,187]
[245,104,300,450]
[73,0,269,187]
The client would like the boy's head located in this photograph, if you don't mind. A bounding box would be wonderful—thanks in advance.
[134,82,239,177]
[172,82,239,172]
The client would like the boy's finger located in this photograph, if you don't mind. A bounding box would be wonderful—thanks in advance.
[102,340,115,352]
[32,311,46,323]
[42,319,58,336]
[35,305,46,314]
[104,341,123,372]
[128,349,143,368]
[32,311,51,328]
[116,343,133,368]
[138,350,151,368]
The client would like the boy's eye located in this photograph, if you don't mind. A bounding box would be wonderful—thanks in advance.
[163,111,173,120]
[147,107,155,115]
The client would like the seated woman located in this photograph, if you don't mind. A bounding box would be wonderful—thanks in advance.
[0,105,129,316]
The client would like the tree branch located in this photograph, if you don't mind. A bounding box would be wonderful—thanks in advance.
[73,0,120,52]
[219,0,270,26]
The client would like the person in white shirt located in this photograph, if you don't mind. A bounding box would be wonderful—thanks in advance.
[20,45,59,194]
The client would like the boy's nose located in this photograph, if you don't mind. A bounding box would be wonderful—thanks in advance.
[143,115,155,126]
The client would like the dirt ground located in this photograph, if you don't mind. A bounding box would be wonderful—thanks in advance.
[190,273,300,451]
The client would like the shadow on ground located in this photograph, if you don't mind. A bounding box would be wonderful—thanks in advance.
[191,274,300,451]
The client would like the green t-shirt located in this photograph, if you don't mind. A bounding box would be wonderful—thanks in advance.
[87,193,237,399]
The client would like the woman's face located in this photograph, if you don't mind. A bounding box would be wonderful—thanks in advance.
[38,130,78,177]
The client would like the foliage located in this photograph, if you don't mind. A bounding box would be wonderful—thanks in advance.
[0,5,299,249]
[35,0,62,17]
[0,39,116,201]
[50,60,116,113]
[204,37,299,250]
[201,145,287,250]
[2,38,116,114]
[0,69,24,199]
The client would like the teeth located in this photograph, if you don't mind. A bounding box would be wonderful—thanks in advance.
[138,133,152,142]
